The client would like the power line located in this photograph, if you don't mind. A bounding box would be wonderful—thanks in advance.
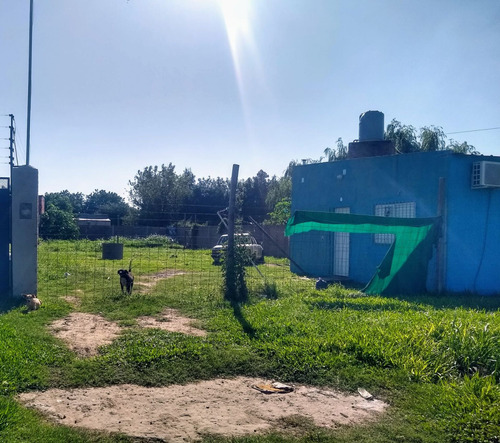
[446,126,500,135]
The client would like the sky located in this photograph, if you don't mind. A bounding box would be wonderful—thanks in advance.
[1,0,499,199]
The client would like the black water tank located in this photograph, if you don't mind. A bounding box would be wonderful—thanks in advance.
[359,110,384,141]
[102,243,124,260]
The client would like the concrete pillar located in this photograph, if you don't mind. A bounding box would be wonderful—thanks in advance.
[11,166,38,297]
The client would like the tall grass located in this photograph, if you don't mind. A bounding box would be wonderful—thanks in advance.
[0,238,499,442]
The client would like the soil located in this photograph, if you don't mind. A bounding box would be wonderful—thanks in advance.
[49,312,123,358]
[134,270,187,292]
[18,377,387,442]
[25,269,388,441]
[49,309,207,357]
[136,308,207,337]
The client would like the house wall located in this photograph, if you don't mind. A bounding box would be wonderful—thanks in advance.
[291,151,500,294]
[445,155,500,294]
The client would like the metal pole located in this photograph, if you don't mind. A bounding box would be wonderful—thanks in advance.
[26,0,34,165]
[8,114,14,297]
[227,164,239,268]
[217,209,229,230]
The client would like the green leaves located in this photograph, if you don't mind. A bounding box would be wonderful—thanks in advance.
[40,203,80,240]
[128,163,195,226]
[266,198,291,225]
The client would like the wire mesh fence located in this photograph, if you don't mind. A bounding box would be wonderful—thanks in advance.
[37,224,294,300]
[37,214,440,300]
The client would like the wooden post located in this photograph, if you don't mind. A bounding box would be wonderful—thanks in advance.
[437,177,447,293]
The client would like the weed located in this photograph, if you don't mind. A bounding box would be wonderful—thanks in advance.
[435,374,500,442]
[260,280,279,299]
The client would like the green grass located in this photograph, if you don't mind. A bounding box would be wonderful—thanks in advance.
[1,238,499,442]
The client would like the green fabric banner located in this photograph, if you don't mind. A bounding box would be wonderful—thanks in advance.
[285,211,440,295]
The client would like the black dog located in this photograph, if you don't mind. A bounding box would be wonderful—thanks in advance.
[117,261,134,294]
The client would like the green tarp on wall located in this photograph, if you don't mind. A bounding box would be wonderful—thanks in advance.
[285,211,440,295]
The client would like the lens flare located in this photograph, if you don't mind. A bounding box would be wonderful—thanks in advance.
[217,0,266,137]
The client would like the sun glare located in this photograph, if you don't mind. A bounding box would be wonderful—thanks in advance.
[216,0,267,135]
[217,0,252,42]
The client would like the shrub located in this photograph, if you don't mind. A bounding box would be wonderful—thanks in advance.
[222,244,248,303]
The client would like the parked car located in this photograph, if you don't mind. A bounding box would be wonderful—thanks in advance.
[211,233,264,265]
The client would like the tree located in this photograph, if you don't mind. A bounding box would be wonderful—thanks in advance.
[43,190,84,214]
[41,192,81,239]
[266,197,291,225]
[385,119,420,153]
[284,158,321,178]
[447,140,479,155]
[128,163,195,226]
[44,192,75,213]
[84,189,131,225]
[39,202,79,239]
[183,177,229,224]
[239,170,270,222]
[419,126,447,152]
[284,160,299,178]
[266,176,291,210]
[323,138,348,162]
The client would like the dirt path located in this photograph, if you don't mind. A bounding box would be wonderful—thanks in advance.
[133,270,187,292]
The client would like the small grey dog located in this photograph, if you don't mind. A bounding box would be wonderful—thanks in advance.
[117,260,134,294]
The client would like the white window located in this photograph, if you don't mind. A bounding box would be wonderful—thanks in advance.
[374,202,415,244]
[334,207,350,276]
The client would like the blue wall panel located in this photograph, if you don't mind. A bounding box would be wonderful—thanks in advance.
[445,156,500,294]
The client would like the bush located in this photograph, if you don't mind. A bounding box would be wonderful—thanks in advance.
[39,204,79,240]
[222,244,248,303]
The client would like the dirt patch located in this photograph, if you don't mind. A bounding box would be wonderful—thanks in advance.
[63,296,82,308]
[49,308,207,357]
[18,377,387,442]
[136,308,207,337]
[134,269,187,291]
[49,313,122,357]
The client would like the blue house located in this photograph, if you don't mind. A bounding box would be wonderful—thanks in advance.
[289,115,500,295]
